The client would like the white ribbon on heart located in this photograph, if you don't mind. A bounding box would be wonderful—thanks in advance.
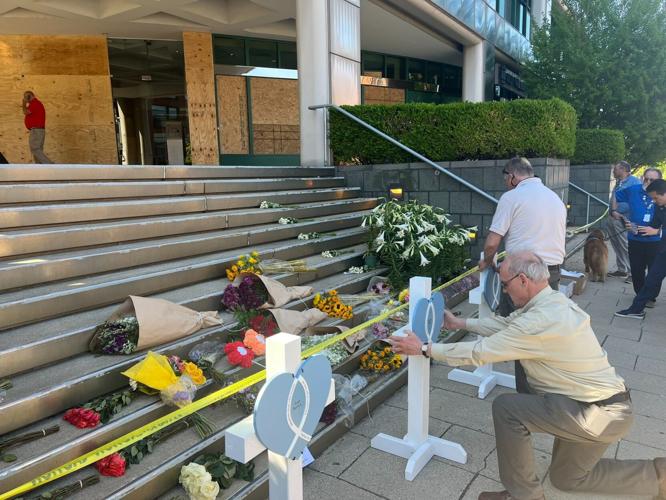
[424,299,437,344]
[285,373,313,458]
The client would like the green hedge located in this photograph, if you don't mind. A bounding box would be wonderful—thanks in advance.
[329,98,577,164]
[571,129,625,165]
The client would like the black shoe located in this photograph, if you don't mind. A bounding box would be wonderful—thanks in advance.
[608,270,629,278]
[646,299,657,309]
[614,309,645,319]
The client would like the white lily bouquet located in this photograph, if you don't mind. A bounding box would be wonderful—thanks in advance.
[362,200,474,287]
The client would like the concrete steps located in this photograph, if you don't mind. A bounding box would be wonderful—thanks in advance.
[0,164,381,499]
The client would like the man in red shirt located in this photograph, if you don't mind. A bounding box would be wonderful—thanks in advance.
[22,91,53,164]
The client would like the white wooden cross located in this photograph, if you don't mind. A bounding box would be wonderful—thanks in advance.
[225,333,335,500]
[447,253,516,399]
[370,276,467,481]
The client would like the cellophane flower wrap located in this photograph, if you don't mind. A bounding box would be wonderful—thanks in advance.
[362,200,474,288]
[121,352,206,408]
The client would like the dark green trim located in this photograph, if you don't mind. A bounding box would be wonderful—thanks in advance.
[220,154,300,166]
[246,77,254,155]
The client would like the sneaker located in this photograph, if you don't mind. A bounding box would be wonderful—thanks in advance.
[624,275,633,284]
[646,299,657,309]
[614,309,645,319]
[608,271,629,278]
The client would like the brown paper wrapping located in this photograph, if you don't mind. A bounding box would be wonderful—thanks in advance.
[240,273,312,309]
[268,308,328,336]
[90,296,222,352]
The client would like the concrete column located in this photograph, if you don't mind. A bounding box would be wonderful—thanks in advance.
[297,0,361,166]
[531,0,552,27]
[462,42,485,102]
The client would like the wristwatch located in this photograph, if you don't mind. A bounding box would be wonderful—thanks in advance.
[421,343,430,358]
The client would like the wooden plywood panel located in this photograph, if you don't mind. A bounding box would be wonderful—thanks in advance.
[183,32,218,166]
[363,86,405,105]
[216,75,248,154]
[0,35,116,164]
[250,78,300,155]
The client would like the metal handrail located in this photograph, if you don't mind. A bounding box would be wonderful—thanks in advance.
[568,182,610,207]
[309,104,499,204]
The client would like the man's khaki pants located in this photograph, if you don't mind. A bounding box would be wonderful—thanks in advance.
[28,128,53,164]
[493,392,659,500]
[606,216,630,274]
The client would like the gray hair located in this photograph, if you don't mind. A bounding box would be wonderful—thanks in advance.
[504,157,534,177]
[615,160,631,172]
[644,167,663,179]
[504,250,550,282]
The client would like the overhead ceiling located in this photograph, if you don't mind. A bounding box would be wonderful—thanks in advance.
[0,0,461,65]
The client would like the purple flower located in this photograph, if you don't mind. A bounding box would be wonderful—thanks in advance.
[221,284,242,310]
[239,276,265,309]
[371,323,390,340]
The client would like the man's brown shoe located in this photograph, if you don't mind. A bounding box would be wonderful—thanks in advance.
[478,492,514,500]
[656,457,666,499]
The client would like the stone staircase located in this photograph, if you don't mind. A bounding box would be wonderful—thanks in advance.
[0,165,395,499]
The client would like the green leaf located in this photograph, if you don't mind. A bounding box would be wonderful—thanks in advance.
[1,453,17,462]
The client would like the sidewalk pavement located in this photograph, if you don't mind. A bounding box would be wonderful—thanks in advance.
[304,246,666,500]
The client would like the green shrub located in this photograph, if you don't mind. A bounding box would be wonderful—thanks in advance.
[329,98,577,164]
[572,129,625,164]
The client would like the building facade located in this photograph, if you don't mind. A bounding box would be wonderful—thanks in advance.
[0,0,550,166]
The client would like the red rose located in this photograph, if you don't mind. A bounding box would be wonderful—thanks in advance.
[225,341,255,368]
[95,452,126,477]
[63,408,101,428]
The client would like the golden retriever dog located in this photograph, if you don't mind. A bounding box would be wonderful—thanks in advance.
[584,228,609,282]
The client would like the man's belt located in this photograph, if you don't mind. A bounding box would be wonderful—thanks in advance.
[548,265,561,271]
[590,390,631,406]
[29,127,45,130]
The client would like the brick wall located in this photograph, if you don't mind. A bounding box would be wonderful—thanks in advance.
[568,164,612,226]
[338,158,570,256]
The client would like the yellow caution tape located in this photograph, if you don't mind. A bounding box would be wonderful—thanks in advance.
[1,261,489,500]
[566,208,609,237]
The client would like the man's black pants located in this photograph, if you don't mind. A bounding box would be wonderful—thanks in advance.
[628,239,662,297]
[626,250,666,313]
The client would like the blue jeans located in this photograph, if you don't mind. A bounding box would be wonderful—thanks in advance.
[626,250,666,313]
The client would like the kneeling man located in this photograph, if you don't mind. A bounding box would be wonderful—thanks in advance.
[390,251,665,500]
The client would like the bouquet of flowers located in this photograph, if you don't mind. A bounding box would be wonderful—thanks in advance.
[258,259,315,273]
[278,217,298,225]
[225,251,261,282]
[362,199,474,287]
[221,273,313,311]
[301,334,352,366]
[368,278,391,295]
[259,200,283,209]
[313,290,353,320]
[224,341,255,368]
[63,389,135,428]
[89,297,221,355]
[122,352,206,408]
[243,329,266,356]
[190,452,255,490]
[360,345,403,374]
[179,462,220,500]
[188,341,225,373]
[321,249,354,258]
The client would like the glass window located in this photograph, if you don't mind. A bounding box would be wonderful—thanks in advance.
[385,56,404,80]
[426,62,441,85]
[278,42,297,69]
[495,0,505,16]
[247,39,278,67]
[408,59,426,82]
[214,37,245,65]
[362,53,384,78]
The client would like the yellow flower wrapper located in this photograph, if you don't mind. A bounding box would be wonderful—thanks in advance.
[121,351,178,391]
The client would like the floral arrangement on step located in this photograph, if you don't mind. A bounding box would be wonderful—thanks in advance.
[29,475,99,499]
[301,334,352,366]
[225,251,261,282]
[313,290,353,320]
[0,425,60,463]
[91,316,139,354]
[362,200,474,288]
[63,389,135,428]
[259,200,283,209]
[359,345,403,374]
[221,274,269,312]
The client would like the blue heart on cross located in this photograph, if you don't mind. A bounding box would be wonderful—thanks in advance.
[253,354,332,460]
[412,292,446,344]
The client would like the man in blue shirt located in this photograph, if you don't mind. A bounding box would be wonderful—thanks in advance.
[608,161,642,278]
[615,168,663,306]
[616,178,666,319]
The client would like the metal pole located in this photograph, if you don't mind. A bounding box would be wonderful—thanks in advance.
[309,104,499,205]
[569,181,609,207]
[586,195,591,226]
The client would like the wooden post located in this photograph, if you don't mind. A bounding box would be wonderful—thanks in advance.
[447,253,516,398]
[225,333,335,500]
[371,276,467,481]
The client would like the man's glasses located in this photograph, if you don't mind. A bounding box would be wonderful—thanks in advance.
[644,177,660,183]
[501,273,521,290]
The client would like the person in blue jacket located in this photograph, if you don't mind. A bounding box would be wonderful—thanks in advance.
[616,178,666,319]
[615,168,663,307]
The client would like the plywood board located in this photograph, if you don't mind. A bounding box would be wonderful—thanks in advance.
[250,77,300,155]
[0,35,117,164]
[183,32,218,165]
[216,75,248,154]
[363,85,405,105]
